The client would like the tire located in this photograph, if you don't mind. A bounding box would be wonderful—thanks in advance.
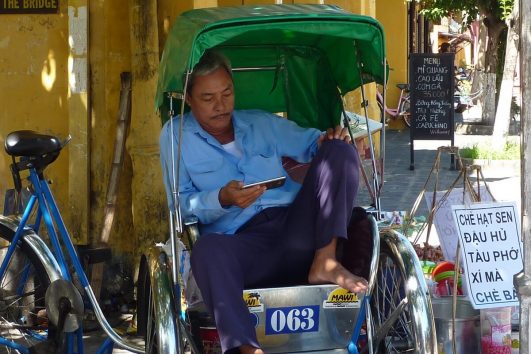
[0,222,52,351]
[369,239,434,353]
[136,255,149,338]
[399,98,411,127]
[137,250,180,354]
[136,255,160,353]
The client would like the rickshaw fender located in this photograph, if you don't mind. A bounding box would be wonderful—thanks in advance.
[378,229,438,353]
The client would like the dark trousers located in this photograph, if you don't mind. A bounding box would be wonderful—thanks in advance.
[190,140,361,353]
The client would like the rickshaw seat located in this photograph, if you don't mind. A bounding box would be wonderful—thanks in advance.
[183,211,376,353]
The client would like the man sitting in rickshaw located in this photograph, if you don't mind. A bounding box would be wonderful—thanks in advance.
[160,50,371,354]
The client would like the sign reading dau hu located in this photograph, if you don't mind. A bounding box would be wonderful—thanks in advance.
[452,202,522,309]
[1,0,58,14]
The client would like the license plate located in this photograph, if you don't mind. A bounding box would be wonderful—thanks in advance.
[265,305,320,335]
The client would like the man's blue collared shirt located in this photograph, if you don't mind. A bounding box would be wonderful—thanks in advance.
[159,110,321,235]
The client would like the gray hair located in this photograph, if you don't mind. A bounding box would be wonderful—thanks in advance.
[186,50,233,95]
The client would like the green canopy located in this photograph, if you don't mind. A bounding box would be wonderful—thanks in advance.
[156,4,387,130]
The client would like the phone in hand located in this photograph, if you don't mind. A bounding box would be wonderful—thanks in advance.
[242,176,286,190]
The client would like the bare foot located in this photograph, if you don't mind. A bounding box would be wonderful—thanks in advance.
[239,344,264,354]
[308,238,368,293]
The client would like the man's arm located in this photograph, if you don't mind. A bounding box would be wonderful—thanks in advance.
[159,120,231,224]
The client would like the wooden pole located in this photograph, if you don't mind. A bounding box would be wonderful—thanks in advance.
[127,0,168,258]
[515,0,531,351]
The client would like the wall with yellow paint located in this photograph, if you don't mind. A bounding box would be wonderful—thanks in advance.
[376,0,408,130]
[0,0,406,262]
[0,4,69,216]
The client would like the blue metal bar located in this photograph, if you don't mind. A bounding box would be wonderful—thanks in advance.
[97,337,114,354]
[30,208,43,233]
[29,171,70,280]
[0,194,37,279]
[16,260,31,296]
[28,330,47,341]
[67,332,74,353]
[77,326,84,354]
[0,337,30,354]
[348,295,369,354]
[39,175,90,288]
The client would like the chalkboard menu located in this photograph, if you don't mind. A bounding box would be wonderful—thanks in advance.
[409,53,455,140]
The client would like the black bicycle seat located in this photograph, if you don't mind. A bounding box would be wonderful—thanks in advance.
[5,130,62,157]
[396,83,409,91]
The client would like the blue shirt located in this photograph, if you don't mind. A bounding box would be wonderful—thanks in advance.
[159,109,321,235]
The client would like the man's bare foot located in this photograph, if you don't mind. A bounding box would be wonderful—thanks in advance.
[239,344,264,354]
[308,238,368,293]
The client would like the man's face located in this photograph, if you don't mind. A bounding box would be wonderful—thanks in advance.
[185,66,235,134]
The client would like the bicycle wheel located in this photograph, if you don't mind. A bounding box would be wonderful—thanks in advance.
[399,98,411,127]
[368,235,435,353]
[0,222,52,352]
[137,250,181,354]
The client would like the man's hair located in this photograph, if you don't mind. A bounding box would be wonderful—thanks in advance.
[186,50,232,95]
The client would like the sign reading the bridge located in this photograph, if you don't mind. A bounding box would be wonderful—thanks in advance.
[0,0,59,14]
[452,202,522,309]
[409,53,454,140]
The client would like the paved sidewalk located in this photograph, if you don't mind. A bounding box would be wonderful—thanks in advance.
[357,128,521,244]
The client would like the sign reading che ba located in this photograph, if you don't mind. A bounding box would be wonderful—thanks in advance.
[1,0,59,14]
[451,201,522,309]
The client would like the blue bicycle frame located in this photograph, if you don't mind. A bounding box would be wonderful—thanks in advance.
[0,165,144,354]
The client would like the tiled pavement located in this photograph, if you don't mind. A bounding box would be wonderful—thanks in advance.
[358,128,521,217]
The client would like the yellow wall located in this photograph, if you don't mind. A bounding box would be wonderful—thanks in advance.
[376,0,408,130]
[0,0,407,261]
[0,4,70,216]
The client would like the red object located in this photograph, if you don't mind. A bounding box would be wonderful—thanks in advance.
[199,327,221,354]
[432,262,463,296]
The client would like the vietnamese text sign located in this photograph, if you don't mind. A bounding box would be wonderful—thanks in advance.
[1,0,59,14]
[425,187,492,262]
[409,53,455,140]
[452,202,522,309]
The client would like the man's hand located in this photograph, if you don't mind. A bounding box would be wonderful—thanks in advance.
[317,125,352,148]
[219,180,266,208]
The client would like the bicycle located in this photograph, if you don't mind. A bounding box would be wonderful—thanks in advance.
[376,83,411,126]
[0,130,144,354]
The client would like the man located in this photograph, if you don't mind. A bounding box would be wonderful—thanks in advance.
[160,50,369,354]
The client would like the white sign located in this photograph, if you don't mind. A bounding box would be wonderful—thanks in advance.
[425,187,492,261]
[452,202,522,309]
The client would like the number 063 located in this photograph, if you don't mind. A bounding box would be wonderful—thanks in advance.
[265,305,319,335]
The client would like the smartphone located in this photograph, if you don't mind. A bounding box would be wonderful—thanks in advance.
[242,176,286,190]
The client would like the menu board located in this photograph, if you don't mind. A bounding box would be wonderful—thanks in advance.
[409,53,455,140]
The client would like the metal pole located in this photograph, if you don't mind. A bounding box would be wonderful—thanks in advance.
[515,0,530,351]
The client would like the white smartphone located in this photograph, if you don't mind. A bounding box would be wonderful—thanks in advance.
[242,176,286,190]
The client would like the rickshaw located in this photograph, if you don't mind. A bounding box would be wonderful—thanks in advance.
[137,4,437,354]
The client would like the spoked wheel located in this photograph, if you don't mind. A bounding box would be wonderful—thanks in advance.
[137,255,161,354]
[368,236,435,354]
[137,250,181,354]
[399,99,411,127]
[0,222,53,352]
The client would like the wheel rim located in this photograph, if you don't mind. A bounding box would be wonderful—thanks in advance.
[0,239,50,351]
[370,249,416,353]
[145,285,159,354]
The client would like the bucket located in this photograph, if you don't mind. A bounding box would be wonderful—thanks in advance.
[432,296,480,354]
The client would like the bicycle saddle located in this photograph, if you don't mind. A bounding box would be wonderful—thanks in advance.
[396,83,409,91]
[5,130,63,157]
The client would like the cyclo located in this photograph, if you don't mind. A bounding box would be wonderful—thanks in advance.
[137,4,437,354]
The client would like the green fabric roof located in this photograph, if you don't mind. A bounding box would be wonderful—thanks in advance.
[155,4,387,129]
